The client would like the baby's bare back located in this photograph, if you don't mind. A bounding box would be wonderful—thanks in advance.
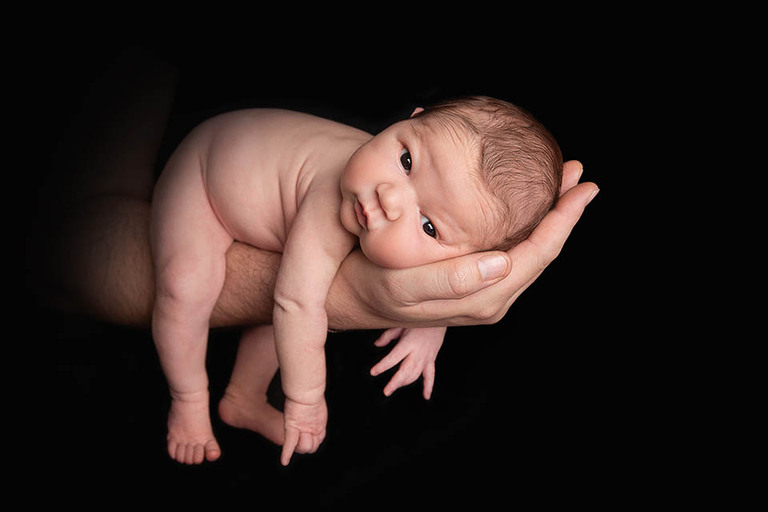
[190,109,370,251]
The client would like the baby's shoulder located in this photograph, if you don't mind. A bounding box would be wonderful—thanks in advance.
[193,109,371,195]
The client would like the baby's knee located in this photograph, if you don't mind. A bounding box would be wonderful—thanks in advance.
[155,256,226,310]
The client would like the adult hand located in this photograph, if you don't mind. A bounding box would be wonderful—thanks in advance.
[327,160,598,330]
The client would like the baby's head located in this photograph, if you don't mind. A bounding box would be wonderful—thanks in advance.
[340,95,562,268]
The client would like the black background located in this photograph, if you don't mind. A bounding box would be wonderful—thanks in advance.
[21,23,691,506]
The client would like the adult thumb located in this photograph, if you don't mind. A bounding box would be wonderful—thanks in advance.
[412,251,511,302]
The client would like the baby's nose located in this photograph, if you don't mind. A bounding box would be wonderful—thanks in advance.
[376,183,404,222]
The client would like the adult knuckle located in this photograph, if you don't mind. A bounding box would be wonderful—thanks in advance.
[475,303,502,323]
[383,274,413,306]
[545,245,563,265]
[444,264,472,297]
[538,240,565,270]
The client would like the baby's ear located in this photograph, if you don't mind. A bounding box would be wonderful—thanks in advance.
[410,107,425,117]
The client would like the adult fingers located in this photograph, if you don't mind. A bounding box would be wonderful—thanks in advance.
[503,181,599,298]
[377,162,596,326]
[389,250,512,306]
[560,160,584,196]
[422,180,599,326]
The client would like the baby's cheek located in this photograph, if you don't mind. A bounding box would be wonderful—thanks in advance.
[361,235,435,269]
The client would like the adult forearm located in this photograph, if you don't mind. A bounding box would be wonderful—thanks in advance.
[43,176,594,334]
[45,195,378,330]
[45,196,157,327]
[45,196,277,328]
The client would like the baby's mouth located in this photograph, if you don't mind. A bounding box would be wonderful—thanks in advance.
[355,199,368,230]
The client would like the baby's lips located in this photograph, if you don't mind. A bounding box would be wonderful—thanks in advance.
[355,199,368,229]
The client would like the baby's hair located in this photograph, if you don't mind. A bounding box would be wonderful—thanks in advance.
[413,96,563,250]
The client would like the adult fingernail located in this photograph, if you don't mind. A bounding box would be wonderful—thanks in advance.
[587,187,600,204]
[478,254,509,281]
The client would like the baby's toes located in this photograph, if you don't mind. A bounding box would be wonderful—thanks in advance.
[204,439,221,462]
[177,442,199,464]
[167,439,189,464]
[167,440,214,465]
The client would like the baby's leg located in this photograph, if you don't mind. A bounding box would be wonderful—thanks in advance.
[151,150,233,464]
[219,325,284,446]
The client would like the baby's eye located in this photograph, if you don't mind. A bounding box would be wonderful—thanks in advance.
[421,214,437,238]
[400,148,412,174]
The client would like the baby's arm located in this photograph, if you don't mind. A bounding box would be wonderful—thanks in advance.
[273,176,356,466]
[370,327,447,400]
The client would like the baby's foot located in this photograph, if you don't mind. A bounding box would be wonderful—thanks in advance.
[218,389,285,446]
[166,393,221,464]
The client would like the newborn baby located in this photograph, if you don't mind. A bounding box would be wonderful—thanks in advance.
[150,96,562,465]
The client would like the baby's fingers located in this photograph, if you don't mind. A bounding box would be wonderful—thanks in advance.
[382,361,422,397]
[281,428,300,466]
[374,327,405,347]
[371,343,407,377]
[281,430,325,465]
[422,362,436,400]
[297,432,319,454]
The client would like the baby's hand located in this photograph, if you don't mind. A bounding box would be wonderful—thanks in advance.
[370,326,447,399]
[281,397,327,466]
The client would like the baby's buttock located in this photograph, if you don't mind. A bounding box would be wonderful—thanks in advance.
[203,163,292,253]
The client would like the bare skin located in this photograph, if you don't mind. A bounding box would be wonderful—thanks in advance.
[218,325,285,446]
[42,160,595,464]
[35,48,598,465]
